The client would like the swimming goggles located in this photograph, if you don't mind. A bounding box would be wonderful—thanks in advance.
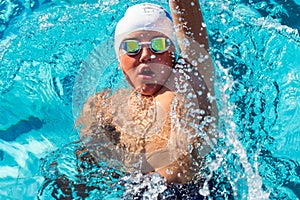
[120,37,172,55]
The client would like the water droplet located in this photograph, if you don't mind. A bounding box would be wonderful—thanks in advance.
[199,187,210,196]
[165,168,173,174]
[150,55,156,59]
[192,60,198,66]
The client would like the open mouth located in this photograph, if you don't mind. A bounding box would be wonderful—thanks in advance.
[139,68,154,78]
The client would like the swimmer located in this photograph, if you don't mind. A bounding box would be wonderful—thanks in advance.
[79,1,217,184]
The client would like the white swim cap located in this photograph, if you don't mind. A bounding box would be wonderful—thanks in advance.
[114,3,175,58]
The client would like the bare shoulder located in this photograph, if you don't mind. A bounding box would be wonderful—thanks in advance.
[76,90,113,137]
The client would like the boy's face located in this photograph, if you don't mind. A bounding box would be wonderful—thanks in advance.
[118,31,175,96]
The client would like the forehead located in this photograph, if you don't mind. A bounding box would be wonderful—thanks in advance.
[124,30,167,40]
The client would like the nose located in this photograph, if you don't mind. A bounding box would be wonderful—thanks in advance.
[139,46,152,63]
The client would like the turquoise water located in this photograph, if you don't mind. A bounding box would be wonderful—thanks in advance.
[0,0,300,199]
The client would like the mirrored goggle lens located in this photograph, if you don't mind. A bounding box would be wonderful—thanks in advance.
[123,40,140,54]
[151,37,169,53]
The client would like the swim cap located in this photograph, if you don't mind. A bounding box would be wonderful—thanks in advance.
[114,3,175,58]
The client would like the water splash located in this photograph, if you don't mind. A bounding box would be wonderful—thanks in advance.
[0,0,300,199]
[212,60,269,199]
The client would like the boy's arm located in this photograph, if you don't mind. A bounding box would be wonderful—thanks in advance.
[169,0,217,144]
[169,0,214,96]
[169,0,209,51]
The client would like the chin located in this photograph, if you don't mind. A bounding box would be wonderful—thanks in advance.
[140,84,162,96]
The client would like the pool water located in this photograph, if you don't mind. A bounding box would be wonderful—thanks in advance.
[1,0,300,199]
